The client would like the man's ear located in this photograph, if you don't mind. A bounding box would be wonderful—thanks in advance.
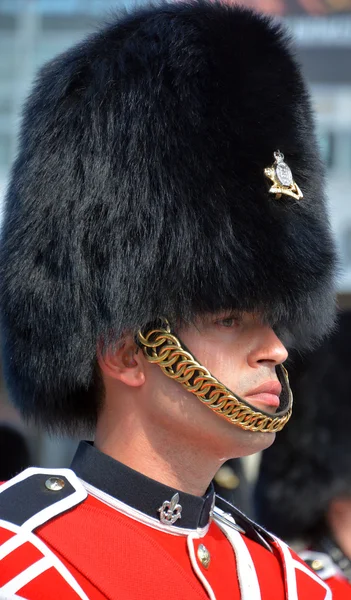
[98,336,145,387]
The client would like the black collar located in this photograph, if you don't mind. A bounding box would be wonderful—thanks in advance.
[71,441,215,531]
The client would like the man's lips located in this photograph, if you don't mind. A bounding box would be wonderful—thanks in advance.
[244,381,282,408]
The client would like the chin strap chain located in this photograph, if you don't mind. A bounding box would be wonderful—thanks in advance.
[137,321,293,433]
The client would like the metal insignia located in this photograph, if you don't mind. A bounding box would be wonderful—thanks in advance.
[264,150,303,201]
[158,492,182,525]
[45,477,66,491]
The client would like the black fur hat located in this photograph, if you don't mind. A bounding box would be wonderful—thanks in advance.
[0,1,337,432]
[255,312,351,540]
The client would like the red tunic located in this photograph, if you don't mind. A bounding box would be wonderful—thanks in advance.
[0,467,348,599]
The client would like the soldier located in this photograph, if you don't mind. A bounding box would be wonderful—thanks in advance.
[0,1,346,598]
[255,311,351,593]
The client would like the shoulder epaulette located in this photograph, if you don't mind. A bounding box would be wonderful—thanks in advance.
[0,468,89,600]
[0,467,87,532]
[299,550,340,581]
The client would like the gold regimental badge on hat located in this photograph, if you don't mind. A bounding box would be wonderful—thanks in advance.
[264,150,303,201]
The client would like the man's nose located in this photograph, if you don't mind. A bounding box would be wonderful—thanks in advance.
[248,326,288,368]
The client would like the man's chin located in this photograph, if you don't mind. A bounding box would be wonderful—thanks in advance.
[225,428,276,459]
[218,416,277,457]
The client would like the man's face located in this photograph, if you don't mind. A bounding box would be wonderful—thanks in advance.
[140,311,289,460]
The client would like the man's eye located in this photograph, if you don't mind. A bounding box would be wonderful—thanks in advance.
[216,317,239,328]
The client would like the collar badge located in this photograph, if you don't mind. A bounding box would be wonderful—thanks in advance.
[264,150,303,201]
[158,492,182,525]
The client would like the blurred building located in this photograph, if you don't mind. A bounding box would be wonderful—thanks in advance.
[0,0,350,464]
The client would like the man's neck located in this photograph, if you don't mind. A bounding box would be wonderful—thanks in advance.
[94,416,223,497]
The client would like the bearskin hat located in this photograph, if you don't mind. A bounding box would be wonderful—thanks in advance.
[0,1,337,432]
[255,311,351,540]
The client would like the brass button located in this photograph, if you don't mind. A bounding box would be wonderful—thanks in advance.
[311,559,324,572]
[197,544,211,569]
[45,477,65,491]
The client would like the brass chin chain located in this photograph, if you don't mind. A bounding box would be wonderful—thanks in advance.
[137,322,293,433]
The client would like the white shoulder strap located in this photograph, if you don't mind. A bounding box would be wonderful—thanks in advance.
[214,510,262,600]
